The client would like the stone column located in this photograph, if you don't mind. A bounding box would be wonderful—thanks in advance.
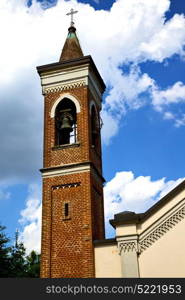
[117,235,139,278]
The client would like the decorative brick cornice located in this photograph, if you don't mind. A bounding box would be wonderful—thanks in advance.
[139,202,185,253]
[37,55,106,93]
[40,161,105,183]
[43,80,86,95]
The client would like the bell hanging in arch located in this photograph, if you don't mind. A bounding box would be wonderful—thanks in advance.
[61,112,73,133]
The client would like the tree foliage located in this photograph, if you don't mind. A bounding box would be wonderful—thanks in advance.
[0,225,11,277]
[0,225,40,278]
[9,230,28,277]
[26,250,40,278]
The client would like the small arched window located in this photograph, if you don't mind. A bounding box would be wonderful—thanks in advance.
[91,105,99,147]
[55,98,77,145]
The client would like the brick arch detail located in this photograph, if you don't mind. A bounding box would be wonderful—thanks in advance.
[89,100,98,115]
[50,93,81,118]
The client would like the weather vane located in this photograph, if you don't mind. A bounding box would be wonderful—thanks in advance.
[66,8,78,27]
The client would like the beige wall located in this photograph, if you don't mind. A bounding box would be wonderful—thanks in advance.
[139,217,185,277]
[94,244,122,278]
[94,188,185,278]
[116,224,137,236]
[94,215,185,277]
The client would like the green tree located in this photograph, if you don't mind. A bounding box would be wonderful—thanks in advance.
[26,250,40,278]
[0,225,40,277]
[0,225,11,277]
[9,230,27,277]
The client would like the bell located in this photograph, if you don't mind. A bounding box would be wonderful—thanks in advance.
[61,115,73,132]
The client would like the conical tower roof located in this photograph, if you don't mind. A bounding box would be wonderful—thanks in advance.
[59,26,84,61]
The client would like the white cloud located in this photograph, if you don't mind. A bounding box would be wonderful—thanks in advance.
[151,81,185,127]
[157,177,185,199]
[175,114,185,128]
[0,0,185,180]
[104,66,154,112]
[101,65,154,144]
[139,14,185,62]
[1,0,184,84]
[104,171,185,236]
[163,111,175,120]
[101,109,120,145]
[152,81,185,111]
[78,0,185,143]
[19,184,41,254]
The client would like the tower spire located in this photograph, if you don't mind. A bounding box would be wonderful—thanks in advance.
[59,9,84,62]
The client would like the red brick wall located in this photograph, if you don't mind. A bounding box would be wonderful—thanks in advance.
[40,85,104,278]
[41,172,96,278]
[43,87,102,173]
[43,87,90,168]
[91,177,105,241]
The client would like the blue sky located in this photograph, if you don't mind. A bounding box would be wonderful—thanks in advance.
[0,0,185,252]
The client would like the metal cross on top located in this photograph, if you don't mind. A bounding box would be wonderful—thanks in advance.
[66,8,78,27]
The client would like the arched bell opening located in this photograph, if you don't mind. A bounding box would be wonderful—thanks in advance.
[55,98,77,146]
[91,105,100,148]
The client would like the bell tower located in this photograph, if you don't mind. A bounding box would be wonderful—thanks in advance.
[37,12,106,278]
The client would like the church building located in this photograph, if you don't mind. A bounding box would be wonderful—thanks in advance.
[37,11,185,278]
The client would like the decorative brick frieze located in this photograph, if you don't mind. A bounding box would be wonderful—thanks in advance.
[52,182,81,190]
[43,80,86,95]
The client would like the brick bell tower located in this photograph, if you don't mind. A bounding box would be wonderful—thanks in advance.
[37,11,106,278]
